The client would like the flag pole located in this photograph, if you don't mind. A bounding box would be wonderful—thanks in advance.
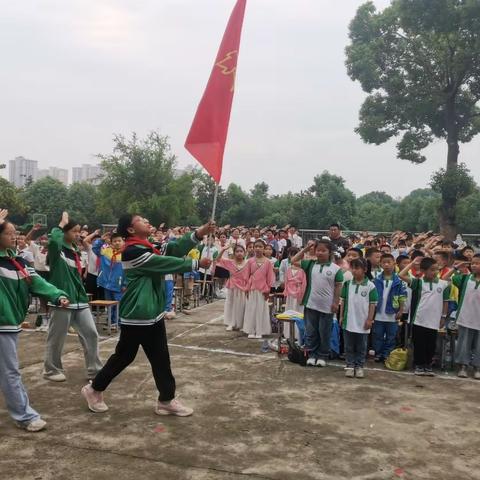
[202,183,219,297]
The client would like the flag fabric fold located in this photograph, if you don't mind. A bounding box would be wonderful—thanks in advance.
[185,0,247,184]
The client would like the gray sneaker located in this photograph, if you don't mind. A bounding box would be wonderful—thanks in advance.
[474,369,480,380]
[414,367,425,376]
[355,367,365,378]
[345,367,355,378]
[16,418,47,432]
[458,366,468,378]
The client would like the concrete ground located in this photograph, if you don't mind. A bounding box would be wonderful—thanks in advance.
[1,301,479,480]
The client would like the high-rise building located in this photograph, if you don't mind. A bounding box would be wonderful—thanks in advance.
[37,166,69,185]
[72,164,103,185]
[8,156,38,187]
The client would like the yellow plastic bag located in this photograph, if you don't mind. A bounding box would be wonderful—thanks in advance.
[385,348,408,371]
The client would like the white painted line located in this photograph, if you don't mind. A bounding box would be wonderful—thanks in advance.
[169,343,275,358]
[169,314,224,341]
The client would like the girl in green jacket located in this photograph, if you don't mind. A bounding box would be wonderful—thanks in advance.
[0,209,69,432]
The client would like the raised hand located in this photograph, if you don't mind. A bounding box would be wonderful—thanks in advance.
[59,211,69,228]
[0,209,8,225]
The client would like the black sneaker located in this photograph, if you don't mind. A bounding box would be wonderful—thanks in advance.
[414,366,425,376]
[35,315,43,327]
[374,356,384,363]
[424,367,435,377]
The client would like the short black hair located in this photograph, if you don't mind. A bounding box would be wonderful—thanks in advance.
[111,232,123,241]
[350,258,367,270]
[63,219,80,232]
[420,257,437,271]
[410,250,424,260]
[330,223,340,229]
[434,251,450,262]
[347,247,364,258]
[365,247,380,259]
[380,253,395,262]
[117,213,135,238]
[396,254,410,265]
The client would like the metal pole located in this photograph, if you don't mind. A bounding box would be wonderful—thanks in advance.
[202,184,219,297]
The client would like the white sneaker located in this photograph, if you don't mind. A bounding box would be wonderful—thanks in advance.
[255,335,262,339]
[345,367,355,378]
[165,311,176,320]
[458,366,468,378]
[43,372,66,382]
[355,367,365,378]
[474,369,480,380]
[81,383,109,413]
[306,357,316,367]
[155,399,193,417]
[247,334,256,339]
[17,418,47,432]
[315,359,326,367]
[226,326,233,331]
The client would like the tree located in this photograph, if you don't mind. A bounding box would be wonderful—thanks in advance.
[396,188,440,233]
[346,0,480,238]
[300,171,356,229]
[22,177,68,227]
[355,192,398,231]
[456,188,480,234]
[67,182,104,228]
[97,131,197,226]
[0,178,26,223]
[190,169,227,223]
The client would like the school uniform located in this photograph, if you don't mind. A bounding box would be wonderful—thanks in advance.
[92,232,202,402]
[216,257,249,330]
[452,274,480,367]
[341,279,378,368]
[44,227,103,380]
[0,249,67,426]
[410,278,450,368]
[243,258,275,336]
[301,260,344,361]
[373,273,406,360]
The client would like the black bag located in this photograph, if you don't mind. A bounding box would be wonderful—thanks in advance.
[287,338,307,366]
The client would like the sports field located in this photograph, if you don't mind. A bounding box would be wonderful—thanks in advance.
[1,301,479,480]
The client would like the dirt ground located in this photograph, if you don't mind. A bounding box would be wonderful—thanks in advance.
[1,301,479,480]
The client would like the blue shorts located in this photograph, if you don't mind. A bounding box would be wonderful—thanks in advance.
[183,271,200,280]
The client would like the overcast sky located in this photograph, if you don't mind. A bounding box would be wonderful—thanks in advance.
[1,0,479,198]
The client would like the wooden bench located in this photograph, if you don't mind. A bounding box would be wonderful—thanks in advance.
[89,300,119,335]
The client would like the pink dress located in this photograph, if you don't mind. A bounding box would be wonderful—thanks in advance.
[216,258,249,329]
[243,258,275,336]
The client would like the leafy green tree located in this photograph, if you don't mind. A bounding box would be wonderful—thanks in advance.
[355,192,398,231]
[67,182,104,228]
[22,177,68,227]
[346,0,480,238]
[456,188,480,234]
[0,178,26,223]
[97,131,197,226]
[396,188,440,232]
[300,171,356,229]
[191,169,227,223]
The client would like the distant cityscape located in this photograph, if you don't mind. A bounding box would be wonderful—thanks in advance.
[7,156,104,187]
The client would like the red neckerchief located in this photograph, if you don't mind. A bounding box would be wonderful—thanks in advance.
[72,250,83,277]
[124,237,161,255]
[8,257,32,284]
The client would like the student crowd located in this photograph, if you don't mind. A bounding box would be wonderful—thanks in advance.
[1,208,479,434]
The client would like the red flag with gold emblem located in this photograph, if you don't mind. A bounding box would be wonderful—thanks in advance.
[185,0,247,184]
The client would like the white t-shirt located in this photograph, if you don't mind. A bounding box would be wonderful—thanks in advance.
[85,244,98,276]
[341,279,378,333]
[453,274,480,331]
[290,233,303,248]
[375,278,396,322]
[303,261,343,314]
[411,278,450,330]
[28,242,49,272]
[199,245,218,275]
[17,248,34,266]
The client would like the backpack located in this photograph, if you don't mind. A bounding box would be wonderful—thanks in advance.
[287,338,307,366]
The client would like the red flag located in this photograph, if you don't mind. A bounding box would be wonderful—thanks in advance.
[185,0,247,184]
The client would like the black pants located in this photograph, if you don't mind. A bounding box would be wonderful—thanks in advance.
[92,320,176,402]
[413,324,437,367]
[85,273,104,301]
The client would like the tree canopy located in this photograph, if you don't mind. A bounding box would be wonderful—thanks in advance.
[346,0,480,238]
